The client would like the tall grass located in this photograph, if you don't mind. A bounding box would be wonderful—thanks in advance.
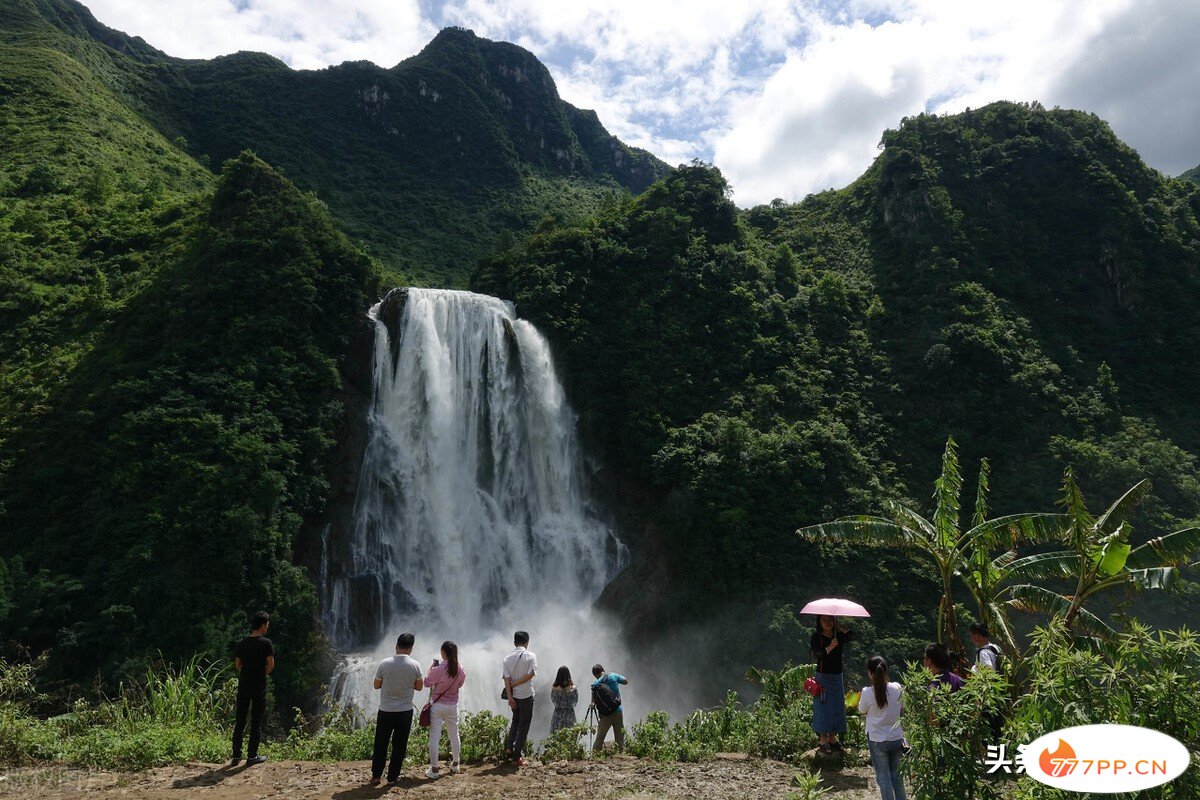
[110,654,236,729]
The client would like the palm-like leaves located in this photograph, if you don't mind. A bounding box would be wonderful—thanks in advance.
[958,458,1065,661]
[1004,472,1200,638]
[798,437,1063,662]
[1006,583,1115,638]
[799,441,1200,659]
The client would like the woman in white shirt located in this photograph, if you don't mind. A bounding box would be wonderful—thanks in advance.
[856,655,906,800]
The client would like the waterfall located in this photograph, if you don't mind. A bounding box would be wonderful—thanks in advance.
[323,288,627,721]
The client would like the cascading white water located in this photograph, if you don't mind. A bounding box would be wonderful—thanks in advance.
[324,288,627,725]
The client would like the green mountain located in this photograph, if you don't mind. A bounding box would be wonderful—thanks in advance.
[4,0,1199,706]
[1,0,668,286]
[1182,164,1200,184]
[0,0,664,706]
[476,102,1200,662]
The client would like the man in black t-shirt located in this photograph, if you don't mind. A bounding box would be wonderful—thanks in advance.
[232,610,275,766]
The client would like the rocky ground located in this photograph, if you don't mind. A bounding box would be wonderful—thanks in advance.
[0,754,880,799]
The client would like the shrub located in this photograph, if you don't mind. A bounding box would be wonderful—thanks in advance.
[271,705,374,761]
[459,711,510,763]
[61,723,229,770]
[539,723,588,761]
[1005,621,1200,799]
[901,664,1007,800]
[628,709,716,762]
[0,705,60,765]
[111,655,236,729]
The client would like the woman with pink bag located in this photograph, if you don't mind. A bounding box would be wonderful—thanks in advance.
[422,641,467,779]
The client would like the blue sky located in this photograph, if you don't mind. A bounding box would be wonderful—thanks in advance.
[85,0,1200,205]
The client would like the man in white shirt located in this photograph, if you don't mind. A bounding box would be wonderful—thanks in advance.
[502,630,537,765]
[370,633,424,786]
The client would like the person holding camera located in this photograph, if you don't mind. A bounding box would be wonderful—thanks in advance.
[423,641,466,779]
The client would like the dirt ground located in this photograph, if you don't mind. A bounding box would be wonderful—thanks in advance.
[0,755,880,799]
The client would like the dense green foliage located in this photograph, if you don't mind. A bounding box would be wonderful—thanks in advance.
[900,666,1007,800]
[1006,474,1200,640]
[0,0,665,709]
[1181,164,1200,185]
[0,37,210,455]
[474,162,926,660]
[476,103,1200,662]
[799,436,1065,662]
[1006,622,1200,798]
[0,152,380,708]
[4,0,1200,742]
[1,0,668,286]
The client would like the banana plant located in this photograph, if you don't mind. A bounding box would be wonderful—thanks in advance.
[958,458,1024,661]
[798,437,1065,664]
[745,664,813,711]
[1006,472,1200,639]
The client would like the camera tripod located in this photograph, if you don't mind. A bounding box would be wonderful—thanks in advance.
[585,703,598,751]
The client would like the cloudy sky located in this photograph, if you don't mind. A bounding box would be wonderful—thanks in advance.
[84,0,1200,206]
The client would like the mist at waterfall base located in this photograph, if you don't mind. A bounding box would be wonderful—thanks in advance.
[321,288,696,734]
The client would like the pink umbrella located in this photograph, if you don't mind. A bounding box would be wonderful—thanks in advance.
[800,598,871,617]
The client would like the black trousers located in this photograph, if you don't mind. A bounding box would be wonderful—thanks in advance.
[372,709,414,780]
[505,696,535,757]
[232,684,267,759]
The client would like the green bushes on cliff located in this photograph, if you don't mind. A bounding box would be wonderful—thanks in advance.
[0,153,380,710]
[477,103,1200,656]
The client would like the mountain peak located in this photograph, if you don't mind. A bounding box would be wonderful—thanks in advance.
[8,0,166,62]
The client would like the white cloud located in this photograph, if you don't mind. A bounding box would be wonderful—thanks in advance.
[713,0,1134,204]
[84,0,436,69]
[78,0,1200,203]
[1049,0,1200,176]
[440,0,801,164]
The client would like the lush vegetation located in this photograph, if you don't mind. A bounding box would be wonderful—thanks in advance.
[0,150,380,711]
[800,437,1064,661]
[476,102,1200,672]
[2,451,1198,795]
[1,0,668,286]
[0,0,663,715]
[4,7,1200,783]
[0,653,511,770]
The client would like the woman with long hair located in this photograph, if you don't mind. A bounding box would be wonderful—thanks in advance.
[810,614,855,753]
[856,655,906,800]
[423,641,467,779]
[549,666,578,733]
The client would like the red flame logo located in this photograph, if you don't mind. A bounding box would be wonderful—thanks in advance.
[1039,739,1077,777]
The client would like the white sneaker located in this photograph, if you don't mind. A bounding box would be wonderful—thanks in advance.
[450,763,461,774]
[425,767,440,779]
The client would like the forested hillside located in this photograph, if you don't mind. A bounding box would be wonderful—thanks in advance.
[475,102,1200,663]
[0,0,668,286]
[3,0,1200,712]
[0,0,663,708]
[0,151,381,706]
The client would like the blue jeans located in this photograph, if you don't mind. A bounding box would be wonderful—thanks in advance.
[868,738,906,800]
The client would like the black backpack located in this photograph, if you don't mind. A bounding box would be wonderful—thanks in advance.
[592,679,621,716]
